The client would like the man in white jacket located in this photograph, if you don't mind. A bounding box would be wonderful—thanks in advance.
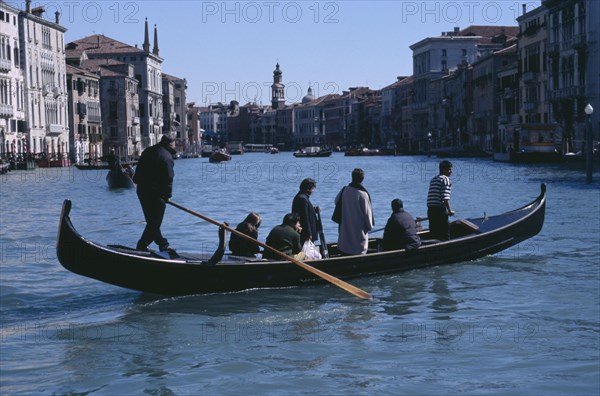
[334,168,374,255]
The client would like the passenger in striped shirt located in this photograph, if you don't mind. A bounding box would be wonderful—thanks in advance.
[427,160,454,241]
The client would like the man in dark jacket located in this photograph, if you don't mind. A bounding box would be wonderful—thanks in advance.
[382,199,421,251]
[133,135,176,253]
[291,178,318,243]
[264,213,302,259]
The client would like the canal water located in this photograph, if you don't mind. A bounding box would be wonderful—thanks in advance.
[1,153,598,395]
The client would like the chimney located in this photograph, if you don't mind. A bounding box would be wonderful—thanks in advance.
[55,11,60,25]
[454,27,460,34]
[26,0,31,13]
[96,35,100,48]
[522,4,527,15]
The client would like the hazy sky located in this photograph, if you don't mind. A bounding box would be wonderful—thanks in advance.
[16,0,541,105]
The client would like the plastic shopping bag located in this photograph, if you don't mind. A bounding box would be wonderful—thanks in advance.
[301,240,322,260]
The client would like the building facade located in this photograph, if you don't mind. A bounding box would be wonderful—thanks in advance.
[0,1,26,159]
[162,74,187,152]
[67,19,164,150]
[19,1,69,161]
[66,64,102,162]
[544,0,599,154]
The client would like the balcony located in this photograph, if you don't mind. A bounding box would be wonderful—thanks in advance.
[0,58,11,72]
[522,72,538,84]
[560,38,573,51]
[132,117,140,125]
[524,101,538,113]
[0,103,14,118]
[46,124,65,136]
[572,34,586,48]
[546,42,559,54]
[551,85,585,100]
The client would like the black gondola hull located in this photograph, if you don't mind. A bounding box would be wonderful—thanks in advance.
[56,185,546,295]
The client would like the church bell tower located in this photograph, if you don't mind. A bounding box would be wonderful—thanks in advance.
[271,63,285,110]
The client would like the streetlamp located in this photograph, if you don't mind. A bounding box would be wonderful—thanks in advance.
[585,103,594,182]
[427,131,432,157]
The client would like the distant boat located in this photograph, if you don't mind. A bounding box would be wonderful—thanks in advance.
[106,160,134,189]
[494,124,561,163]
[209,150,232,163]
[293,147,332,158]
[75,160,137,170]
[37,156,71,168]
[200,145,214,158]
[344,147,396,156]
[228,141,245,155]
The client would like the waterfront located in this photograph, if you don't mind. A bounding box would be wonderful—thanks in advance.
[1,154,599,395]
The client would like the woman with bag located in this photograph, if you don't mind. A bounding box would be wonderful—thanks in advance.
[229,212,262,257]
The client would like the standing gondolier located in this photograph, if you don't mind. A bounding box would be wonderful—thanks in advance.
[133,135,177,254]
[427,160,454,241]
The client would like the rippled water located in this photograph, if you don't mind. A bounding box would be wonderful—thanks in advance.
[1,154,599,395]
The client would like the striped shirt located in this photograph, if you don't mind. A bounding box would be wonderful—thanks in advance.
[427,174,452,207]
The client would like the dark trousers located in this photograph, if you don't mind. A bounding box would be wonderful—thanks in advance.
[137,188,169,249]
[428,206,449,241]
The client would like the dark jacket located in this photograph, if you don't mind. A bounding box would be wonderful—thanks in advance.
[133,142,175,198]
[264,224,302,259]
[229,222,260,257]
[382,209,421,251]
[292,192,318,242]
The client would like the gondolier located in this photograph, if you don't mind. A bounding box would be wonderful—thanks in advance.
[133,134,177,254]
[427,160,454,241]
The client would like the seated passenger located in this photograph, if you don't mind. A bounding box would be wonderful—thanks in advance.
[264,213,303,259]
[382,199,421,251]
[229,212,262,257]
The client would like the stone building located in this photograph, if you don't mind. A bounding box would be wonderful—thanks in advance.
[65,64,102,162]
[66,19,164,150]
[19,1,69,162]
[162,74,187,152]
[410,26,518,152]
[0,1,26,158]
[543,0,599,154]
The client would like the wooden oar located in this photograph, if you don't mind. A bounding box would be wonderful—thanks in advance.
[371,217,429,234]
[167,200,372,300]
[315,207,329,258]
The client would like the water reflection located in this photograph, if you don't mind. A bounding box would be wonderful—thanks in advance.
[428,271,459,319]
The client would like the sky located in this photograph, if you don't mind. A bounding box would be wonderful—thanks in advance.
[13,0,541,106]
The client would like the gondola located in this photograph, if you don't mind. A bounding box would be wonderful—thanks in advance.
[106,160,134,189]
[56,184,546,296]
